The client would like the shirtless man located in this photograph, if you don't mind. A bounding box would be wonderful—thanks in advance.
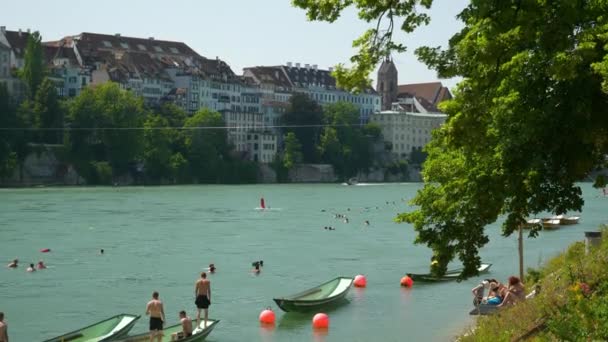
[6,259,17,268]
[194,272,211,328]
[0,312,8,342]
[170,311,193,341]
[146,291,165,342]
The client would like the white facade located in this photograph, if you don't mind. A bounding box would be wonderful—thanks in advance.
[371,108,446,159]
[223,111,277,163]
[247,132,277,163]
[300,87,380,123]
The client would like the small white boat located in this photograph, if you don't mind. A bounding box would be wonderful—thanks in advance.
[542,218,561,230]
[555,214,580,225]
[523,218,541,229]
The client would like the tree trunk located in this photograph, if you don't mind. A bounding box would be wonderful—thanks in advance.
[518,224,524,282]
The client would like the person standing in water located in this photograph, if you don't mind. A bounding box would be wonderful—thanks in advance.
[146,291,165,342]
[194,272,211,328]
[0,312,8,342]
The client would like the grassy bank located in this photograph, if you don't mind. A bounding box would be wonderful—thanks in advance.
[460,226,608,341]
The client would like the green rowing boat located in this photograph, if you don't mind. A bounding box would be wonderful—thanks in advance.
[115,319,219,342]
[409,263,492,282]
[273,276,353,312]
[43,313,140,342]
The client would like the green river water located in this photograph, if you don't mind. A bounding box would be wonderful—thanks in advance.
[1,183,607,341]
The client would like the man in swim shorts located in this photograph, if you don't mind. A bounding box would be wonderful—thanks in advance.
[146,291,165,342]
[194,272,211,328]
[0,312,8,342]
[170,311,193,341]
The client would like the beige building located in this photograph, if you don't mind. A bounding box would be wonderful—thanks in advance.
[371,97,447,159]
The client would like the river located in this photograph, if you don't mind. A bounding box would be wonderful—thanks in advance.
[1,183,606,341]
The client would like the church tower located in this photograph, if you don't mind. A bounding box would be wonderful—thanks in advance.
[376,57,398,111]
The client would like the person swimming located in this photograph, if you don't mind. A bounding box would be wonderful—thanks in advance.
[37,261,46,269]
[26,263,35,272]
[364,220,370,226]
[7,259,18,268]
[100,249,104,255]
[208,264,216,273]
[252,262,261,274]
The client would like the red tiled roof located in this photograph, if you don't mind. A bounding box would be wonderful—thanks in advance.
[4,30,31,58]
[397,82,452,107]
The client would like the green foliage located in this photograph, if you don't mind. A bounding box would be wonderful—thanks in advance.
[271,154,289,182]
[298,0,608,278]
[462,228,608,341]
[292,0,432,91]
[20,31,46,99]
[143,115,174,183]
[184,108,229,183]
[66,82,146,179]
[33,78,63,144]
[283,132,303,170]
[282,93,323,163]
[91,161,113,185]
[0,83,18,179]
[408,147,427,165]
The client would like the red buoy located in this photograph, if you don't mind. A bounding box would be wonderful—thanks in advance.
[40,248,51,253]
[400,276,414,288]
[259,308,275,324]
[312,313,329,329]
[354,274,367,288]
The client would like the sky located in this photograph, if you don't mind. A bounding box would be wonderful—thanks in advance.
[2,0,468,90]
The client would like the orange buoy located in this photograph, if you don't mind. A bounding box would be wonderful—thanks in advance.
[312,313,329,329]
[259,308,275,324]
[354,274,367,288]
[40,248,51,253]
[400,276,414,288]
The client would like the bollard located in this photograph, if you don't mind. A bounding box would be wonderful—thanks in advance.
[584,231,602,254]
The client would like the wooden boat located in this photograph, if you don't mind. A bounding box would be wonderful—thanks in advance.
[409,263,492,282]
[523,218,542,229]
[542,218,561,230]
[116,319,219,342]
[273,276,353,312]
[555,214,580,225]
[43,314,140,342]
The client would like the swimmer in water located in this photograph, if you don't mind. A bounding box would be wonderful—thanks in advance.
[208,264,216,273]
[365,220,370,226]
[37,260,47,269]
[7,259,18,268]
[26,263,35,272]
[252,262,261,274]
[100,249,104,255]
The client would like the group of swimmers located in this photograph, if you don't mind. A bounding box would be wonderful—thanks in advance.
[6,259,46,272]
[471,276,527,307]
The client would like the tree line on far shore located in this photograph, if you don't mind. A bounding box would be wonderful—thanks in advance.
[0,32,399,185]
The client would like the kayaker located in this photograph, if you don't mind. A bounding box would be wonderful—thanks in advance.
[170,311,193,341]
[195,272,211,328]
[37,261,47,269]
[6,259,17,268]
[0,312,8,342]
[146,291,165,342]
[26,264,35,272]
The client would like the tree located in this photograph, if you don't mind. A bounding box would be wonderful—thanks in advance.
[33,78,63,144]
[21,31,46,99]
[0,83,17,179]
[283,132,303,171]
[67,83,146,180]
[184,108,229,183]
[282,93,323,163]
[143,114,174,182]
[294,1,608,278]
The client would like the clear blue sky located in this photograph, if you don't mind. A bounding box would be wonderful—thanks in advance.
[3,0,468,89]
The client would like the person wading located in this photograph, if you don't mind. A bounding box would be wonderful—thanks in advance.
[0,312,8,342]
[146,291,165,342]
[194,272,211,328]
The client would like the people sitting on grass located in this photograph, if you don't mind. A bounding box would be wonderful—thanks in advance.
[497,276,525,307]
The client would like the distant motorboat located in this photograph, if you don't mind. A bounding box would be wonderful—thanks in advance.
[542,218,561,230]
[346,178,358,186]
[554,214,580,225]
[523,218,542,229]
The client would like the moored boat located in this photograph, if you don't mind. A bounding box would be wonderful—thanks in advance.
[555,214,580,225]
[409,263,492,282]
[43,314,140,342]
[542,218,561,230]
[116,319,219,342]
[469,303,499,316]
[523,218,542,229]
[273,276,353,312]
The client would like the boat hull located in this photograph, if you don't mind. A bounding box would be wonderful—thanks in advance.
[469,304,499,316]
[43,314,140,342]
[409,263,492,283]
[273,276,353,312]
[116,319,219,342]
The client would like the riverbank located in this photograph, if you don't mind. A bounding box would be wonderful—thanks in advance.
[460,226,608,341]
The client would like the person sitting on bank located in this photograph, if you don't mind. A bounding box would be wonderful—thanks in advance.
[37,261,47,269]
[171,311,193,341]
[26,263,35,272]
[498,276,525,307]
[7,259,18,268]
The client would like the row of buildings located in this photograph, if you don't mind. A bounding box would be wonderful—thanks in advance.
[0,26,450,164]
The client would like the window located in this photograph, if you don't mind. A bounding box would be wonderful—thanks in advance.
[154,46,163,52]
[120,42,129,49]
[68,88,76,97]
[170,47,179,54]
[102,41,112,47]
[137,44,147,51]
